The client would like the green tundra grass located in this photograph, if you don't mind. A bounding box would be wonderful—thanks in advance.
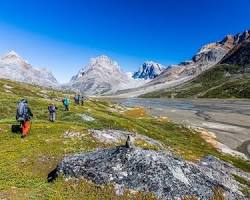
[0,79,249,199]
[140,64,250,98]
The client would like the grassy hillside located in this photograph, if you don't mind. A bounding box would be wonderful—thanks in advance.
[140,64,250,98]
[0,79,249,199]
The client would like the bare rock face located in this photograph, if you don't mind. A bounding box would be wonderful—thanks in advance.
[0,51,59,88]
[152,30,250,84]
[116,30,250,97]
[68,55,149,95]
[132,61,165,80]
[68,55,147,95]
[221,33,250,70]
[53,146,249,199]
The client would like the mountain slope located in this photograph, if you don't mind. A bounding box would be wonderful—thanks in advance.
[141,36,250,98]
[116,30,250,98]
[0,51,59,88]
[69,55,146,95]
[132,61,165,80]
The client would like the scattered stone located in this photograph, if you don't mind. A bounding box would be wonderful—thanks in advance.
[53,146,249,199]
[90,129,129,144]
[64,130,85,139]
[3,84,13,89]
[38,93,50,99]
[77,114,95,122]
[38,156,50,163]
[154,116,170,122]
[107,104,127,113]
[39,90,48,94]
[4,89,13,93]
[90,129,164,149]
[21,158,28,164]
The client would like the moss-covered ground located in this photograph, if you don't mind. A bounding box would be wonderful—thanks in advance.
[0,79,249,199]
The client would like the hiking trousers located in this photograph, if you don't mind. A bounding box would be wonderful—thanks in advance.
[21,120,31,136]
[49,112,56,122]
[64,105,69,111]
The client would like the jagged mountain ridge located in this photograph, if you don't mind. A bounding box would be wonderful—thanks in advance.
[132,61,165,80]
[0,51,59,88]
[151,31,250,84]
[1,30,250,96]
[220,32,250,67]
[114,30,250,97]
[141,33,250,98]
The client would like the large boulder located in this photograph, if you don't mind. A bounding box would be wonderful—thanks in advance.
[51,146,249,199]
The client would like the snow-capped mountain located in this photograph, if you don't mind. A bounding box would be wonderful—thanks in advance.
[0,51,58,88]
[69,55,147,95]
[132,61,165,80]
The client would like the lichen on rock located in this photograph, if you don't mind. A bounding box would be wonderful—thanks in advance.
[53,146,249,199]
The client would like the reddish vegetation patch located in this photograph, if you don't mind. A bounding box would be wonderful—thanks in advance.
[123,107,147,118]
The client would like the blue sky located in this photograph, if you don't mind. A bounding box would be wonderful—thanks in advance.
[0,0,249,83]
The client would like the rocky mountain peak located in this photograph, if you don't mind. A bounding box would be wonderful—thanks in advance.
[71,55,122,82]
[220,30,250,47]
[0,51,59,88]
[132,61,164,80]
[235,30,250,43]
[89,55,119,69]
[2,50,21,59]
[2,50,29,64]
[68,55,145,95]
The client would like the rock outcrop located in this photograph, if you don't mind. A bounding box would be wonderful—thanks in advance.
[52,146,249,199]
[220,33,250,69]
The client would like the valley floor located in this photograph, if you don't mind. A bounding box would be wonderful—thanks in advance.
[0,79,249,199]
[106,98,250,158]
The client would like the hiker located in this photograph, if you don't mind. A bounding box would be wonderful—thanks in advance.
[48,103,58,122]
[16,99,33,138]
[74,94,79,105]
[77,94,81,104]
[62,97,70,111]
[80,95,86,106]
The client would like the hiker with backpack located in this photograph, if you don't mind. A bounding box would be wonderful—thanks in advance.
[62,97,70,111]
[81,95,86,106]
[48,103,58,122]
[74,94,80,105]
[16,99,33,138]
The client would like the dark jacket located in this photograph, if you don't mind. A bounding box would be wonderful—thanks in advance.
[48,105,58,113]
